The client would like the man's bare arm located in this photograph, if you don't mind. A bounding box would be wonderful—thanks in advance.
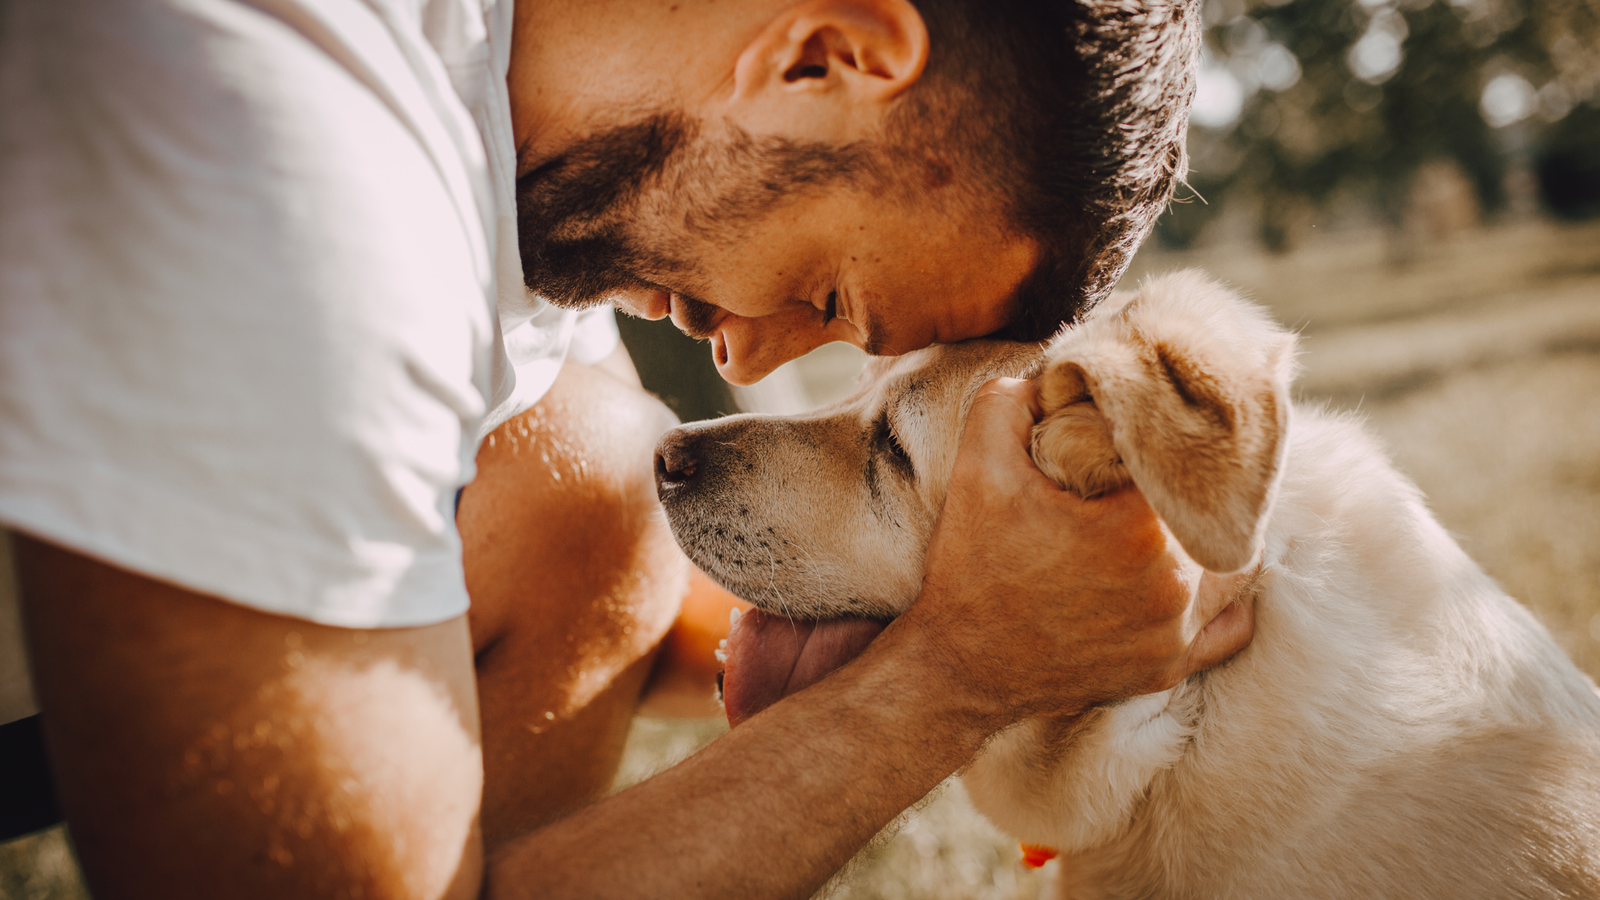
[487,378,1254,899]
[17,537,486,900]
[19,379,1251,900]
[11,535,1017,900]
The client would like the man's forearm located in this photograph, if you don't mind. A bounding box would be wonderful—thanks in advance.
[488,610,997,900]
[491,376,1261,899]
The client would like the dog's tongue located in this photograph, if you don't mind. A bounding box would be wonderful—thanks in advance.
[722,609,887,727]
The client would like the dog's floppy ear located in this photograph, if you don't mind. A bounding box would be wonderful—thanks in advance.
[1031,271,1295,574]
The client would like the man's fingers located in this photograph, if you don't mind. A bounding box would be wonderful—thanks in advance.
[949,378,1054,496]
[1072,483,1160,534]
[1182,568,1261,675]
[961,377,1041,448]
[943,376,1259,696]
[1194,565,1261,624]
[1185,600,1254,674]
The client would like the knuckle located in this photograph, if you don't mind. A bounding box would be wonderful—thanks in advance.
[1127,584,1186,631]
[1136,620,1190,671]
[1148,666,1186,693]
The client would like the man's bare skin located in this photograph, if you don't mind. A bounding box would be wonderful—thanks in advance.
[10,0,1241,896]
[460,360,686,844]
[19,369,1251,899]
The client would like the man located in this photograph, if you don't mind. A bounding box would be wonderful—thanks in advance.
[0,0,1250,897]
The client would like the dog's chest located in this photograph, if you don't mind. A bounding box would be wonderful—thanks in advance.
[961,684,1202,860]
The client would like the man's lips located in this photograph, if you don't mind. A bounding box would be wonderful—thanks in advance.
[721,608,888,726]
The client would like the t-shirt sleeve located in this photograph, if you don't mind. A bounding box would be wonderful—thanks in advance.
[0,1,496,627]
[567,307,622,366]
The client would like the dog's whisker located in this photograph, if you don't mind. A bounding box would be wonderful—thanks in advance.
[780,537,825,584]
[757,542,803,638]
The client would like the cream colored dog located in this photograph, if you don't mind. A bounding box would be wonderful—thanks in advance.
[654,270,1600,899]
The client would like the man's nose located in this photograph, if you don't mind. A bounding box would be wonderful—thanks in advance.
[712,309,851,385]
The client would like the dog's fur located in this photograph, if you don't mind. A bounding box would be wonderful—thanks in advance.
[658,270,1600,899]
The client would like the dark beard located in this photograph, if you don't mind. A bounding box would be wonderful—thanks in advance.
[514,114,690,309]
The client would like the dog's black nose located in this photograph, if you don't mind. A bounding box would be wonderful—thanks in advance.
[655,429,701,493]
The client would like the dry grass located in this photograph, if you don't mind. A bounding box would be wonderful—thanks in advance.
[0,829,86,900]
[4,219,1598,898]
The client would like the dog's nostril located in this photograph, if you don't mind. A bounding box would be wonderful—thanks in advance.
[655,450,697,482]
[655,430,701,489]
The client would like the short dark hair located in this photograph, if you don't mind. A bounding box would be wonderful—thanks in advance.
[890,0,1201,341]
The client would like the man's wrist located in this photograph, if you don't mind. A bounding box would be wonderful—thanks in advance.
[493,604,1017,900]
[858,588,1025,752]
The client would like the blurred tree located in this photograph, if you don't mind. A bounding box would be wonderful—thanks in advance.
[1537,100,1600,219]
[1157,0,1600,252]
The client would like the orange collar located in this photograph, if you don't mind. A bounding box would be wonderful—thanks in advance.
[1020,843,1059,869]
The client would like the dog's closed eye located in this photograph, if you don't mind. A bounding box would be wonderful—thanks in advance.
[875,411,913,474]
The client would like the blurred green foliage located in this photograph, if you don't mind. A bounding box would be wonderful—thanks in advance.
[1160,0,1600,250]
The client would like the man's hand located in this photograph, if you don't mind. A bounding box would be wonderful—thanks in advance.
[905,376,1257,726]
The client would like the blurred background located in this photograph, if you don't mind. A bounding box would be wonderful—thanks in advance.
[3,0,1598,895]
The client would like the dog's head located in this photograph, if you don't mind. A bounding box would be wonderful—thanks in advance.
[655,339,1042,621]
[655,270,1295,722]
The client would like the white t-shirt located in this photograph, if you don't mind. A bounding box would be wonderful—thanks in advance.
[0,0,617,678]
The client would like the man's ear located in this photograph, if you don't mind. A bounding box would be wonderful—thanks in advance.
[728,0,928,138]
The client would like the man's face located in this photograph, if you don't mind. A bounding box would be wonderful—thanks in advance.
[517,115,1040,384]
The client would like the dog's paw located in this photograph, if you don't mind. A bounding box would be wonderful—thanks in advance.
[1031,360,1130,498]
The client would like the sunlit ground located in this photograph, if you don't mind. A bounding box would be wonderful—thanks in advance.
[4,218,1598,899]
